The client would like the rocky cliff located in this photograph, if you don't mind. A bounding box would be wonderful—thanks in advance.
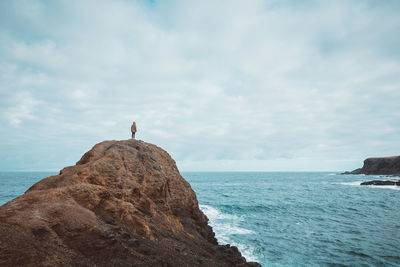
[349,156,400,175]
[0,140,259,267]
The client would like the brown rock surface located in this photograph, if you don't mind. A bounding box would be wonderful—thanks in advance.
[0,139,260,267]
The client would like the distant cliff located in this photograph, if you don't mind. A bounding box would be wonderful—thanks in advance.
[0,139,259,266]
[348,156,400,175]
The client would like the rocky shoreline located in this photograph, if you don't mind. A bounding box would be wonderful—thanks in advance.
[0,139,260,266]
[343,155,400,186]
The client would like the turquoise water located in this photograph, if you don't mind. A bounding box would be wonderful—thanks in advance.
[1,172,399,266]
[0,172,55,205]
[183,172,400,266]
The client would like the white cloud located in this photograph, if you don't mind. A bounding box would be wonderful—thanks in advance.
[2,91,40,127]
[0,0,399,171]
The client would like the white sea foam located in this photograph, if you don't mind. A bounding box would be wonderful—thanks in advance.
[199,204,238,220]
[199,204,258,262]
[234,243,258,263]
[211,223,255,238]
[337,181,363,186]
[337,181,400,190]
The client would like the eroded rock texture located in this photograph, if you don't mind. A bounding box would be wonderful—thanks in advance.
[0,140,260,267]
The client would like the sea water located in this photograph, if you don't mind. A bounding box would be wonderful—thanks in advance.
[0,172,54,205]
[1,172,399,266]
[182,172,400,266]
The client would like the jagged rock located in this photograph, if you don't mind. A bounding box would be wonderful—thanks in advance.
[360,180,400,186]
[346,156,400,175]
[0,139,260,267]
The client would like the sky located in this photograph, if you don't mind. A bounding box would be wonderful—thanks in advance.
[1,0,400,172]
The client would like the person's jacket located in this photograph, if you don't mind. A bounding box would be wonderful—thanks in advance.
[131,122,137,133]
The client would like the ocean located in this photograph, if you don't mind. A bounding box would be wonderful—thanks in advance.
[1,172,399,266]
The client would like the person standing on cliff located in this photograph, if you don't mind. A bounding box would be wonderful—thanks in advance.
[131,121,137,139]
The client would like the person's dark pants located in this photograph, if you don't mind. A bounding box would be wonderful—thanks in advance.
[132,132,135,139]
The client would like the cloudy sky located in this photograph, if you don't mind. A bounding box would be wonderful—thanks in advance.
[1,0,399,171]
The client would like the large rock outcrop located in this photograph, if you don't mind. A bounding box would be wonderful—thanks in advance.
[347,156,400,175]
[0,139,259,266]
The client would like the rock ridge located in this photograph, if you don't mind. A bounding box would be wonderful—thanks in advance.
[0,139,260,266]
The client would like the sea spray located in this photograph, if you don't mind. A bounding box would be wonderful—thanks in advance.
[199,204,258,262]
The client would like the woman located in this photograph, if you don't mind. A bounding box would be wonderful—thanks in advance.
[131,122,137,139]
